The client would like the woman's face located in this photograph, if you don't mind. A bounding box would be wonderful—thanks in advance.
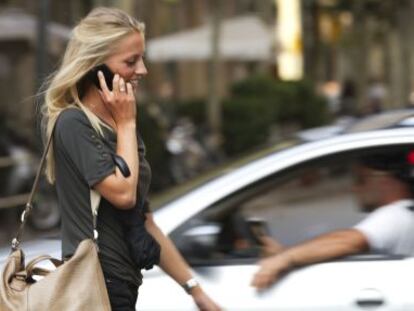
[105,31,147,90]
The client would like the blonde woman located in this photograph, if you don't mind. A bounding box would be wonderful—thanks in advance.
[42,7,221,311]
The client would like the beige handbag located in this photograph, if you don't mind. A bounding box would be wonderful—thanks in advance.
[0,131,111,311]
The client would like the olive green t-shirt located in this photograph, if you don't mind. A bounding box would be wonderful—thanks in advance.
[53,108,152,286]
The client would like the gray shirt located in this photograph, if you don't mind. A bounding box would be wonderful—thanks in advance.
[53,107,152,286]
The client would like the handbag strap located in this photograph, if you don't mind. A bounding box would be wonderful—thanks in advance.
[11,124,101,252]
[90,189,101,244]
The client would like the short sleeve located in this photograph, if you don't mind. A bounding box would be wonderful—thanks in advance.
[354,207,401,253]
[54,108,115,187]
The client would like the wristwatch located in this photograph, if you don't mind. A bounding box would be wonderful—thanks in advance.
[182,278,199,294]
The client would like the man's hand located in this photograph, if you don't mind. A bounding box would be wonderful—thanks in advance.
[251,254,292,290]
[257,235,284,257]
[191,287,222,311]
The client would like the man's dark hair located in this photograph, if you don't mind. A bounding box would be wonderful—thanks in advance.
[359,150,414,195]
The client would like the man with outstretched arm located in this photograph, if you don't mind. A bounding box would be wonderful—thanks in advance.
[251,151,414,289]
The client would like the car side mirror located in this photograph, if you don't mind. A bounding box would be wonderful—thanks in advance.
[179,223,221,262]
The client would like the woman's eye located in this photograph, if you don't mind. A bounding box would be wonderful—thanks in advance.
[125,55,144,67]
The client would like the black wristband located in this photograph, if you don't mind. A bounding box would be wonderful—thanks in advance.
[112,154,131,177]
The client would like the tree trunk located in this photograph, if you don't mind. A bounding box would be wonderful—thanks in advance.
[301,0,319,81]
[398,0,413,107]
[351,1,368,114]
[207,0,222,151]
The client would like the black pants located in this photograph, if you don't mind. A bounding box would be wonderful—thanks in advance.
[104,276,138,311]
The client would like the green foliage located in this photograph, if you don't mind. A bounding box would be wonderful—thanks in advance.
[142,75,329,191]
[138,107,172,192]
[172,75,329,156]
[175,99,206,124]
[222,75,329,154]
[222,96,273,155]
[232,76,328,123]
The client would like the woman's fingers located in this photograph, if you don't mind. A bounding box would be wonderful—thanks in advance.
[97,73,136,124]
[119,78,126,93]
[97,71,128,97]
[112,73,120,96]
[126,82,133,97]
[98,72,133,108]
[97,90,106,102]
[97,71,111,96]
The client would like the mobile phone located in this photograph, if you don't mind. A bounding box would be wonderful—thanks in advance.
[85,63,115,91]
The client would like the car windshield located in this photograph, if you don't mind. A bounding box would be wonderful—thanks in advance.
[150,139,299,210]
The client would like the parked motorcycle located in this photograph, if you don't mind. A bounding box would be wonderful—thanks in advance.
[0,133,59,230]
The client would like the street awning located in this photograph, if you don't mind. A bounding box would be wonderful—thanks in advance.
[0,9,71,46]
[146,15,276,62]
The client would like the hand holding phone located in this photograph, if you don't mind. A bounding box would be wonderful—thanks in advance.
[95,66,137,127]
[85,64,115,91]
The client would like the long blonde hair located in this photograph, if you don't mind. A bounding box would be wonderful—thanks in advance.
[41,7,145,183]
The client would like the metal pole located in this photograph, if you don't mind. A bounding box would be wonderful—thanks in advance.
[35,0,49,149]
[207,0,222,152]
[36,0,49,91]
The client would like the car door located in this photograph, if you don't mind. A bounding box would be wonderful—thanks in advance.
[159,144,414,311]
[176,257,414,311]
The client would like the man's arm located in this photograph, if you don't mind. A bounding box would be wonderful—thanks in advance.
[251,229,369,290]
[145,213,221,311]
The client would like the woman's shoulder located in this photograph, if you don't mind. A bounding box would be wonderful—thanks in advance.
[55,107,90,130]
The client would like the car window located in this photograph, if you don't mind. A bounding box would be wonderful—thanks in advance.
[150,140,298,210]
[171,144,414,265]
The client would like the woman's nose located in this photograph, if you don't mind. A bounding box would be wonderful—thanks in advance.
[135,60,147,76]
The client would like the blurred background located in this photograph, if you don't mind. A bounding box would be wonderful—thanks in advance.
[0,0,413,243]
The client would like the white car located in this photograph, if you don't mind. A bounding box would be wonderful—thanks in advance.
[2,111,414,310]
